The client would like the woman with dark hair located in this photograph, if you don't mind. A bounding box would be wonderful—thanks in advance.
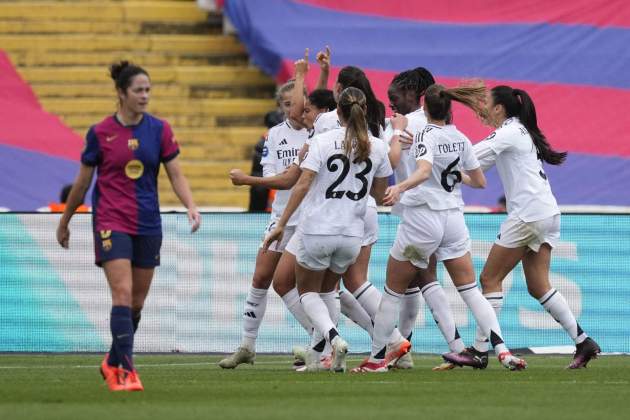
[461,85,600,369]
[264,87,392,372]
[379,68,473,371]
[354,83,526,373]
[56,61,200,391]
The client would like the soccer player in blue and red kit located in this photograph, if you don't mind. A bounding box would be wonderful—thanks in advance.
[56,61,201,391]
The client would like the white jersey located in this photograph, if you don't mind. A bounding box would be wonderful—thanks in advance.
[299,127,393,237]
[311,109,387,209]
[473,117,559,222]
[313,110,341,136]
[401,123,479,210]
[383,107,428,215]
[260,120,310,225]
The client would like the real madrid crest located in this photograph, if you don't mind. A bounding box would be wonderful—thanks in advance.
[128,138,139,151]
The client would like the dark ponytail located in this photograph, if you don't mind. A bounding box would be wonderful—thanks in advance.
[109,61,149,92]
[337,66,385,138]
[491,86,567,165]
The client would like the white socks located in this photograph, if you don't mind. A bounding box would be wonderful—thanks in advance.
[539,288,587,344]
[240,286,268,351]
[281,287,313,334]
[370,286,402,362]
[300,292,338,342]
[354,281,405,344]
[398,287,420,341]
[353,282,381,319]
[339,290,374,337]
[473,291,503,353]
[457,283,508,355]
[422,282,465,353]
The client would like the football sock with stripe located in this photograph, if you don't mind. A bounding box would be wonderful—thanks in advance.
[539,288,587,344]
[474,291,503,353]
[457,284,508,354]
[423,281,465,353]
[370,286,402,362]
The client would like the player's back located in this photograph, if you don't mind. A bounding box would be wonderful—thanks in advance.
[401,124,478,211]
[299,128,392,237]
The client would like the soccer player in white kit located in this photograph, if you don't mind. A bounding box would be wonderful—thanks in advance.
[219,81,312,369]
[447,85,600,369]
[353,83,527,373]
[385,68,474,369]
[264,87,393,372]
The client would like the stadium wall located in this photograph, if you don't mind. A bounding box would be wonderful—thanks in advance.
[1,213,628,353]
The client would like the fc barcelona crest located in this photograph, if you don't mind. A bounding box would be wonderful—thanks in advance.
[128,138,139,151]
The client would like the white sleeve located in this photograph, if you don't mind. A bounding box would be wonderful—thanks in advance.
[462,139,480,170]
[487,129,513,155]
[260,135,277,177]
[300,138,322,173]
[473,140,498,171]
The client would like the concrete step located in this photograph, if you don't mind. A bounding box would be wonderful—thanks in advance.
[1,2,207,23]
[39,97,275,116]
[30,82,187,98]
[158,188,249,208]
[0,20,140,34]
[18,65,271,86]
[63,113,267,130]
[0,34,244,54]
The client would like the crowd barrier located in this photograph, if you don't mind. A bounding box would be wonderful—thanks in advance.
[1,213,628,353]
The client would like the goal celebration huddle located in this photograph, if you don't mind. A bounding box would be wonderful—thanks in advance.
[223,47,601,374]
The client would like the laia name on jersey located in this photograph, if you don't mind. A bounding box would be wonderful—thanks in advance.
[437,141,465,154]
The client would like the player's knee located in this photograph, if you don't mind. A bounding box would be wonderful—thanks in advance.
[110,288,132,306]
[272,278,292,297]
[479,271,499,290]
[252,272,273,290]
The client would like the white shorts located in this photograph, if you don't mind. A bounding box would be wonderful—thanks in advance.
[294,232,362,274]
[362,206,379,247]
[390,204,470,269]
[259,217,296,253]
[496,213,560,252]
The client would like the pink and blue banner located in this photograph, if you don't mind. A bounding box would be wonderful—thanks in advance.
[225,0,630,206]
[0,51,84,210]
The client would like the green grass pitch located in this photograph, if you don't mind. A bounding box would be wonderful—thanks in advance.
[1,354,628,420]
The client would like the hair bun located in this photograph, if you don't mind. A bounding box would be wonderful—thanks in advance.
[109,60,130,82]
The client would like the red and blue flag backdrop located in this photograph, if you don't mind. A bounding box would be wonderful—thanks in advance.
[0,51,84,210]
[225,0,630,206]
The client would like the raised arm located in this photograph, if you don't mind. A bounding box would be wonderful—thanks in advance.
[289,49,309,122]
[315,46,330,90]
